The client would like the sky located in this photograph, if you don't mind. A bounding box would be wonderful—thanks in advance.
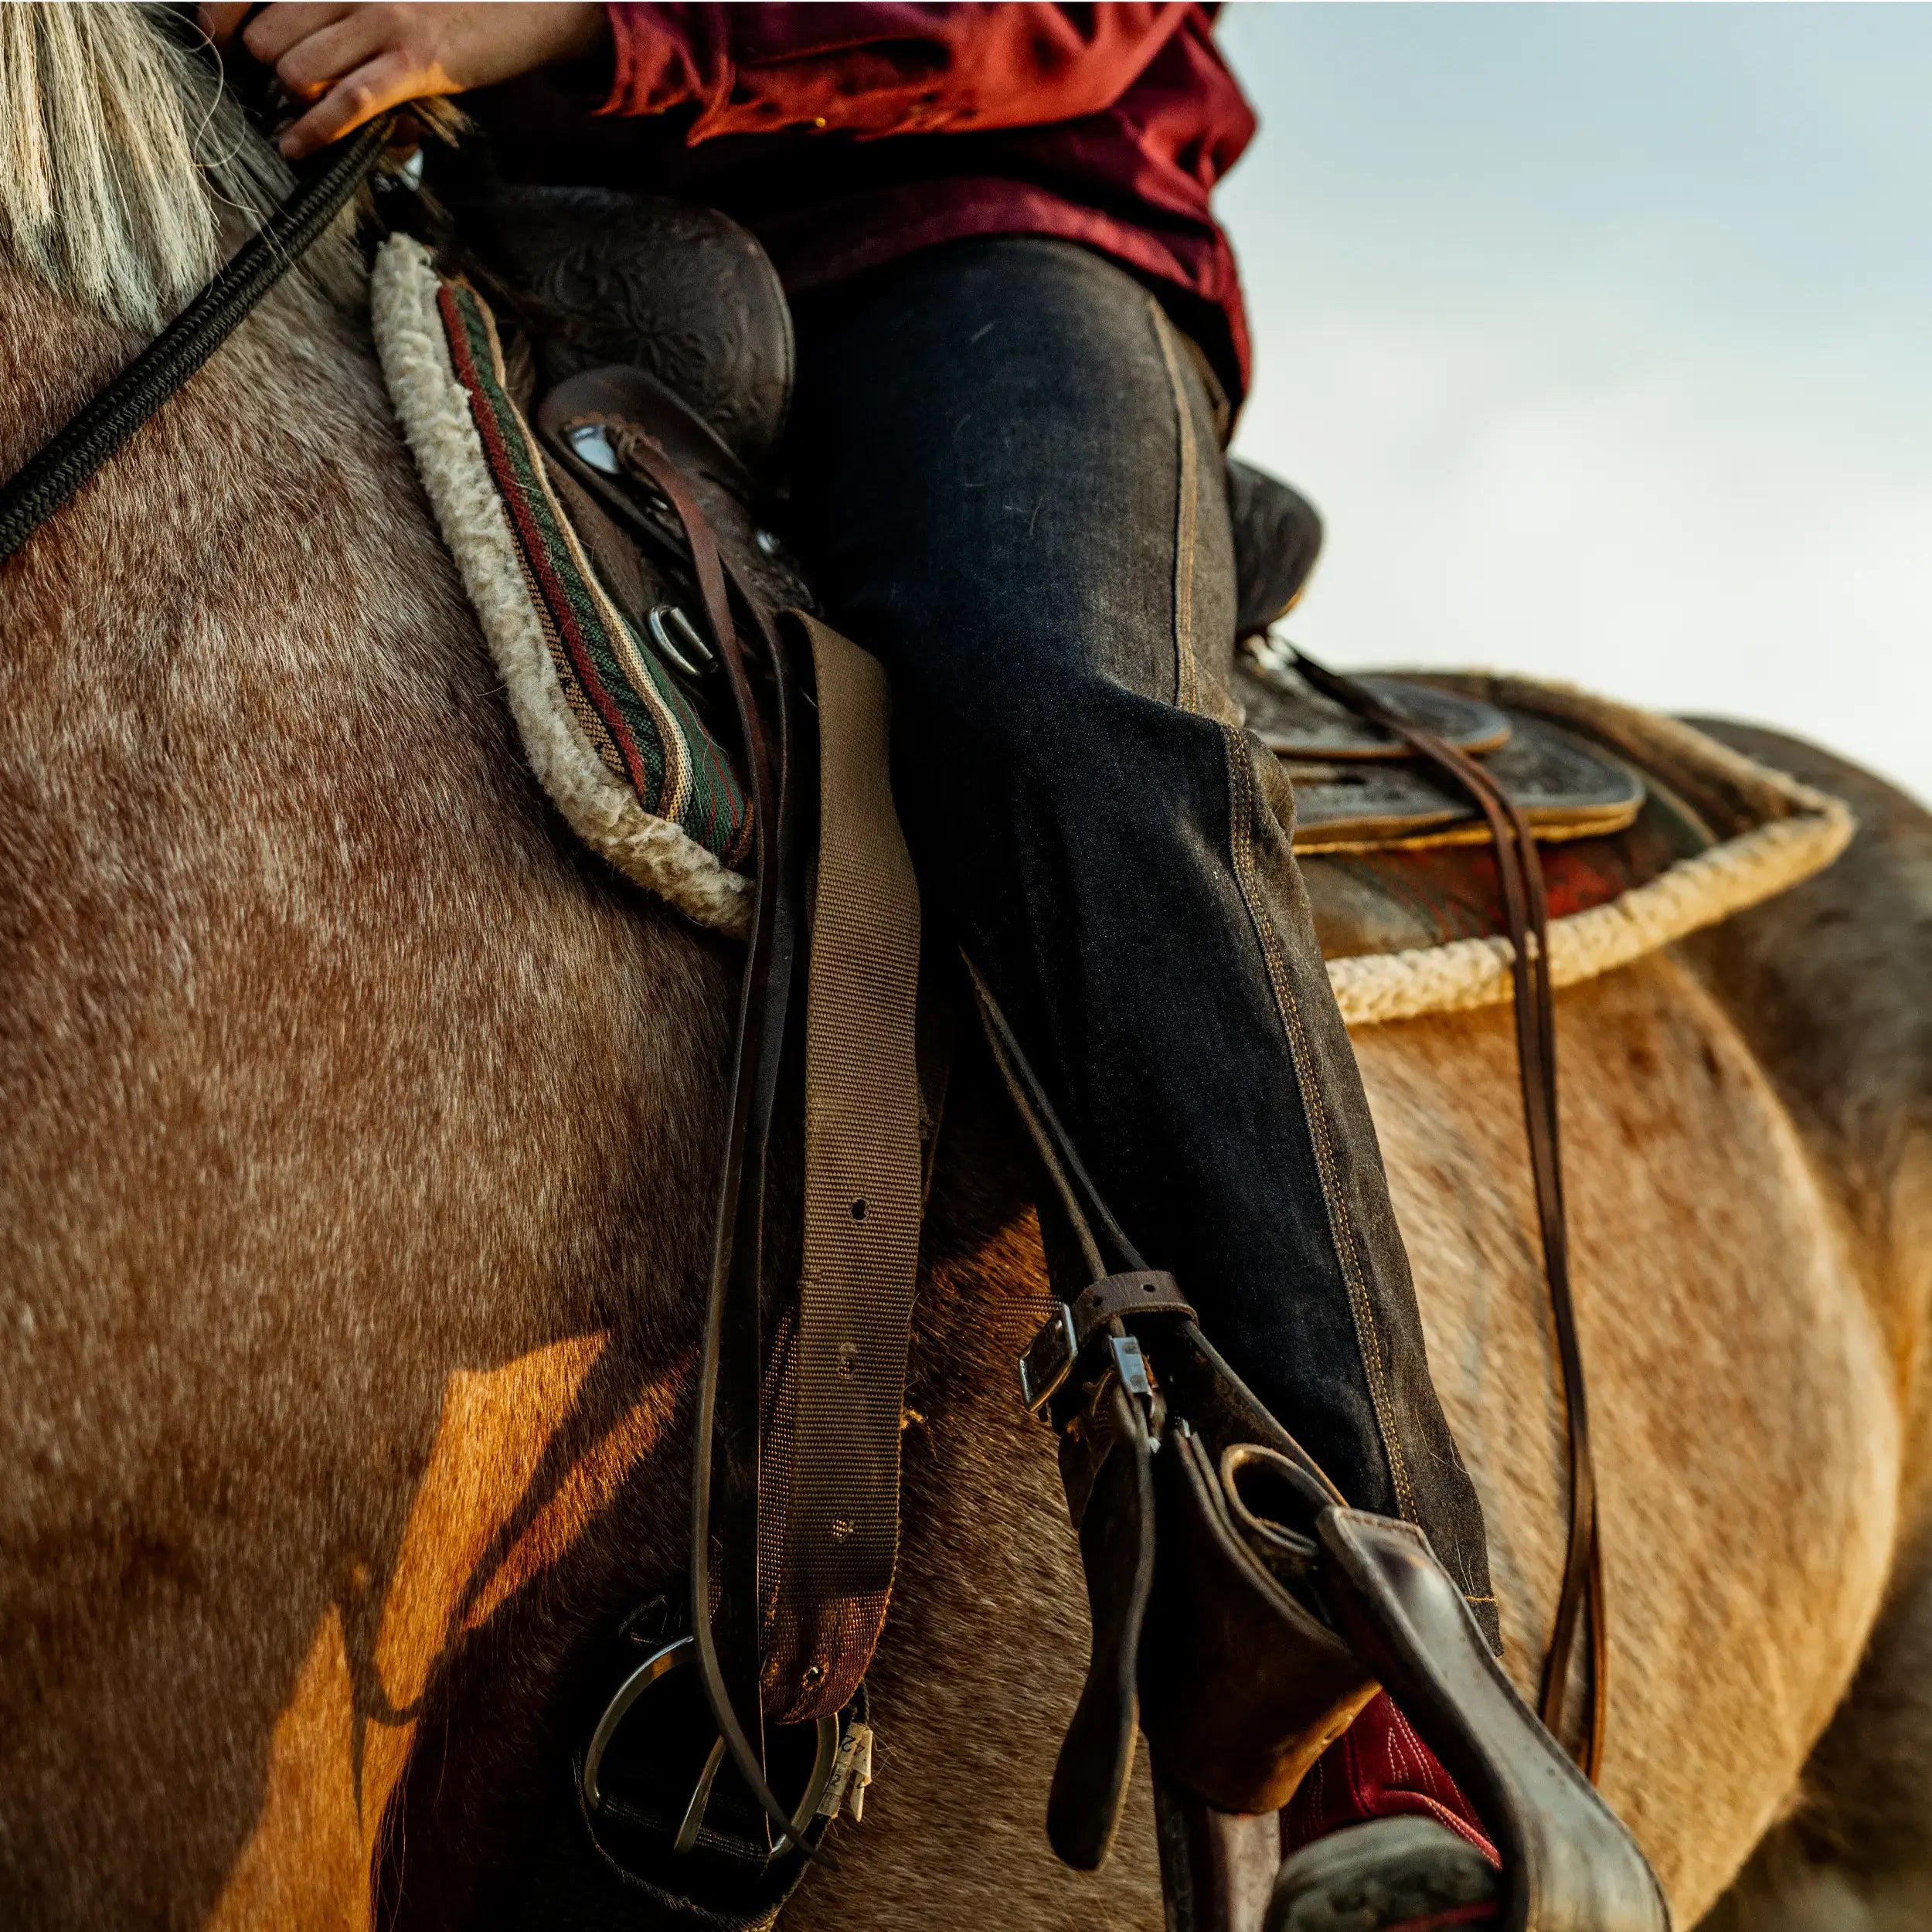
[1215,3,1932,804]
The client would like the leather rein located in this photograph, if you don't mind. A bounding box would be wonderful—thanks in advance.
[1290,648,1607,1780]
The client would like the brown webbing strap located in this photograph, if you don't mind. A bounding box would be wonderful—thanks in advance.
[1291,649,1607,1782]
[608,430,923,1811]
[761,616,925,1724]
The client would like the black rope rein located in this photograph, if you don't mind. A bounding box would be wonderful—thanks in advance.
[0,114,396,567]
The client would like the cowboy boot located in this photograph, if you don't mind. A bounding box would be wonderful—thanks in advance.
[1272,1690,1502,1931]
[1269,1816,1501,1932]
[1158,1420,1668,1932]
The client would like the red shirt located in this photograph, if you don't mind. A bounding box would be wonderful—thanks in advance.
[480,3,1257,400]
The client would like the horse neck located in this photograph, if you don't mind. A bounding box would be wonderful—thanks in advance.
[0,119,734,1926]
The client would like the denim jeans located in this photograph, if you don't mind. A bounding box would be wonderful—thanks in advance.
[790,236,1497,1631]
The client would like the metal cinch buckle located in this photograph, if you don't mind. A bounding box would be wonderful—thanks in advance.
[582,1634,842,1857]
[1018,1302,1079,1413]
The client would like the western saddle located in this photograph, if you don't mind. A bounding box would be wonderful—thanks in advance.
[0,114,1668,1929]
[411,179,1666,1932]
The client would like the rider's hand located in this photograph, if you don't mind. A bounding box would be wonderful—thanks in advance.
[198,3,611,158]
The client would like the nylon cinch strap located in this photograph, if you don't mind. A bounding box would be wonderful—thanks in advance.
[760,614,924,1725]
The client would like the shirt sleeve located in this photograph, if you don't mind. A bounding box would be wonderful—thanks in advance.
[600,2,1196,139]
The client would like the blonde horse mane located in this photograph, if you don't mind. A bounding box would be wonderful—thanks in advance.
[0,2,291,331]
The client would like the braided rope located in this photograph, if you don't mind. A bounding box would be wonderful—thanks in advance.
[1326,687,1856,1028]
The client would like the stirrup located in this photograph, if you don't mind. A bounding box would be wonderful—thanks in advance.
[1268,1818,1499,1932]
[973,968,1668,1931]
[1040,1330,1669,1930]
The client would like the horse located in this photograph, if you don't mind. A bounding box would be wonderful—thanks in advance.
[2,8,1929,1927]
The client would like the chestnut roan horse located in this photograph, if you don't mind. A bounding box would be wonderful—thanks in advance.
[4,9,1932,1928]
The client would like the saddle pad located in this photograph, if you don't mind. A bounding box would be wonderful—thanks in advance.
[1308,674,1855,1027]
[372,235,753,939]
[366,239,1852,1025]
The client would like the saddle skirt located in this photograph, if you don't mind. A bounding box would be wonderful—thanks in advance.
[370,233,1852,1022]
[1296,670,1852,1026]
[1236,638,1645,850]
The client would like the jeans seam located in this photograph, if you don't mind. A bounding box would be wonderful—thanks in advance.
[1149,301,1199,716]
[1219,726,1420,1523]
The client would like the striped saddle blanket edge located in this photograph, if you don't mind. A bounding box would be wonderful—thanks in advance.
[373,234,757,940]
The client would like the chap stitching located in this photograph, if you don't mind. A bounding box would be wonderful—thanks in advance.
[1150,302,1200,716]
[1220,728,1420,1524]
[1146,292,1418,1529]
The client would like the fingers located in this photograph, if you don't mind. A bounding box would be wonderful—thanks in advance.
[268,9,396,100]
[240,3,360,66]
[196,3,612,158]
[276,47,417,157]
[197,4,257,48]
[210,4,422,158]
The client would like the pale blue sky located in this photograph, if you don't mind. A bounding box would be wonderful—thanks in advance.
[1216,3,1932,800]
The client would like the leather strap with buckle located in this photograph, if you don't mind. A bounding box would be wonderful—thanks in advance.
[1019,1270,1195,1416]
[968,945,1665,1932]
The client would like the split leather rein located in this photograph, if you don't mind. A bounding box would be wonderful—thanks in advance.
[1290,650,1607,1777]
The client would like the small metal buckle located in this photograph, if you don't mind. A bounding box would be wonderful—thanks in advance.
[1018,1303,1079,1413]
[648,603,720,680]
[1109,1333,1153,1403]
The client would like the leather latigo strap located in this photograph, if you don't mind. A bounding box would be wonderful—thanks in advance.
[760,617,924,1725]
[1291,647,1607,1780]
[645,427,803,1848]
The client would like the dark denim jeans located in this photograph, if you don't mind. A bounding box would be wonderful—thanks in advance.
[791,237,1496,1631]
